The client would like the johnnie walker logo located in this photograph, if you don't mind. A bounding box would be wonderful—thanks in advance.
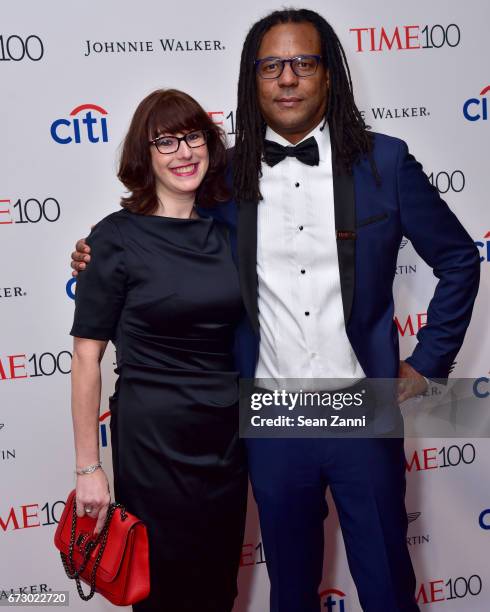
[84,38,226,57]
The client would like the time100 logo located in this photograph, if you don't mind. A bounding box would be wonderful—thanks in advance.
[0,35,44,61]
[0,198,61,225]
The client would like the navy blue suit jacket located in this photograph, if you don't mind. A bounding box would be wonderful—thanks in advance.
[199,132,480,381]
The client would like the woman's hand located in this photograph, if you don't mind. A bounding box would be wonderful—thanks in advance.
[75,468,111,535]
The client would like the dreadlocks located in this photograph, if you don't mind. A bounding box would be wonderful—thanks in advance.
[234,8,377,203]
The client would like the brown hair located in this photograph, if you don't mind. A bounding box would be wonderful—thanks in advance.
[118,89,230,214]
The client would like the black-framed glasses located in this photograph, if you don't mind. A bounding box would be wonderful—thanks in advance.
[254,54,322,79]
[149,130,208,154]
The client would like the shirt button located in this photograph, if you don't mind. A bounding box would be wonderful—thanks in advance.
[295,182,300,188]
[299,225,304,231]
[305,311,310,316]
[301,269,306,274]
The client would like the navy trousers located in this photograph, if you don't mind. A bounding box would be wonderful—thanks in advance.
[246,437,420,612]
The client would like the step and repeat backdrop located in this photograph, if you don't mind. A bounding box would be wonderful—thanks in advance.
[1,0,489,610]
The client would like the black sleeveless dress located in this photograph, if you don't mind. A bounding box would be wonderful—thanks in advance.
[70,209,247,612]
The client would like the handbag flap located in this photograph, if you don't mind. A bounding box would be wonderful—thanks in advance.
[54,489,144,582]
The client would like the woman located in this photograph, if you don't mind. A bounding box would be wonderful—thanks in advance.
[70,89,247,612]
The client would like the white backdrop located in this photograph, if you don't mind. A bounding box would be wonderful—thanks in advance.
[1,1,489,610]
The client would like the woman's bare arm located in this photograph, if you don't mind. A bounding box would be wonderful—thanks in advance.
[71,336,111,533]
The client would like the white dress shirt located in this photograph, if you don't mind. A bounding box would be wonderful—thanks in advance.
[255,122,365,391]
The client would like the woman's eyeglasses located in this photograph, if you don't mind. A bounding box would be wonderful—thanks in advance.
[149,130,208,154]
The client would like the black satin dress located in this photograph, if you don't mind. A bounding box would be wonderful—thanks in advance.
[70,209,247,612]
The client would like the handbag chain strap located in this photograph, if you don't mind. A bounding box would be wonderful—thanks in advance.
[60,498,128,601]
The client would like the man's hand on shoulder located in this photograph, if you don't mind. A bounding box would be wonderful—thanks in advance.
[397,360,428,403]
[71,237,91,277]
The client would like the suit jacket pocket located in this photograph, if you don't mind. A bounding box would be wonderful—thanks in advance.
[357,212,389,228]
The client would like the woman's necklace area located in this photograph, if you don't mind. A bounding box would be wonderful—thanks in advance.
[157,196,196,219]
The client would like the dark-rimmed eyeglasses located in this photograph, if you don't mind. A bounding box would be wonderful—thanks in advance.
[149,130,208,154]
[254,55,322,79]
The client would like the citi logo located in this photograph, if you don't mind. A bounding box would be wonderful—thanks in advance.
[320,588,346,610]
[463,86,489,122]
[50,104,109,144]
[99,410,110,447]
[473,375,490,398]
[479,509,490,530]
[66,278,76,300]
[475,231,490,262]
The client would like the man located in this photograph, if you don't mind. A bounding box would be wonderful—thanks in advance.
[72,9,479,611]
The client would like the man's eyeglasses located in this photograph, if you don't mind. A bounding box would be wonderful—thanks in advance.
[149,130,208,154]
[254,55,322,79]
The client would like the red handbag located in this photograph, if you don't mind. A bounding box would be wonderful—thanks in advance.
[54,489,150,606]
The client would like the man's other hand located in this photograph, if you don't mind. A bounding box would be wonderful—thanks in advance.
[71,238,91,277]
[397,360,428,403]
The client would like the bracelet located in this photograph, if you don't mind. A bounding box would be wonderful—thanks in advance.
[75,461,102,475]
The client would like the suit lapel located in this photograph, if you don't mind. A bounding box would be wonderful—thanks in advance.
[332,165,356,324]
[237,198,260,333]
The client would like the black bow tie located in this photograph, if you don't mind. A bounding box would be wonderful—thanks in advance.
[263,136,320,167]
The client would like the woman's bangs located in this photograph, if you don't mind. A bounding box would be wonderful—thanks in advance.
[148,96,205,139]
